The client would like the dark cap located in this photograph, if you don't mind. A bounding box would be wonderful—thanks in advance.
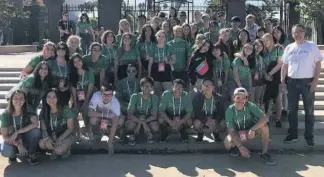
[217,11,225,17]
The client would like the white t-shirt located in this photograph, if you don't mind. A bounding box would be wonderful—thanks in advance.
[282,41,323,79]
[89,91,121,118]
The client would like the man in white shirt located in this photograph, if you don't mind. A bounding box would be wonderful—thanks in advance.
[281,24,323,147]
[88,84,120,154]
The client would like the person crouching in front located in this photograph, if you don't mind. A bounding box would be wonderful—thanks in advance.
[158,79,193,143]
[126,77,160,146]
[224,87,275,165]
[39,88,75,160]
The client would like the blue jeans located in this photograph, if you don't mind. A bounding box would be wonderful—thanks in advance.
[287,78,315,140]
[1,128,41,158]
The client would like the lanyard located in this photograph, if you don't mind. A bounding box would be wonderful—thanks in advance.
[235,107,246,130]
[140,95,150,115]
[258,55,263,74]
[157,47,165,63]
[203,96,214,115]
[50,114,58,131]
[80,71,85,89]
[127,79,136,97]
[172,96,182,116]
[215,58,223,78]
[13,116,22,131]
[106,47,115,63]
[101,102,111,118]
[57,60,67,77]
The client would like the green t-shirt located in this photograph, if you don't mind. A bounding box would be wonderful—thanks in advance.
[47,106,74,135]
[117,48,138,66]
[232,57,250,86]
[76,70,95,91]
[127,92,159,116]
[152,44,172,63]
[47,59,70,87]
[116,77,141,105]
[225,102,264,131]
[230,28,240,41]
[213,56,231,78]
[115,33,137,47]
[263,47,283,65]
[77,22,93,34]
[101,46,116,70]
[167,38,192,71]
[1,112,33,135]
[136,41,155,59]
[198,28,209,34]
[19,75,48,113]
[27,55,45,69]
[159,90,193,117]
[82,55,108,75]
[204,32,219,45]
[166,33,173,42]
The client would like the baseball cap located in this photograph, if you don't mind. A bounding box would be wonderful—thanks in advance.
[233,87,248,96]
[202,13,210,20]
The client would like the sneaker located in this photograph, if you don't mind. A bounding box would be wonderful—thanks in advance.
[180,129,189,143]
[306,139,315,148]
[260,153,276,166]
[275,120,282,128]
[229,147,240,157]
[283,135,299,143]
[61,149,71,159]
[49,152,58,160]
[27,154,40,165]
[213,133,222,143]
[128,135,136,146]
[147,134,154,144]
[8,157,17,165]
[196,132,204,142]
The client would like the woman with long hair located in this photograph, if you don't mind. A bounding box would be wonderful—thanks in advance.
[190,22,199,42]
[39,89,75,159]
[47,42,71,106]
[182,23,194,47]
[262,33,284,128]
[1,90,41,165]
[136,24,157,76]
[233,29,251,53]
[115,33,141,80]
[20,42,56,78]
[116,19,137,47]
[76,13,95,54]
[150,16,160,34]
[148,30,175,96]
[19,61,52,115]
[101,30,117,84]
[162,20,173,42]
[69,53,95,140]
[66,35,83,57]
[215,28,235,63]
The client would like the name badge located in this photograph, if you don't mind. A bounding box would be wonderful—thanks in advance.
[77,90,86,101]
[254,73,259,80]
[100,119,108,129]
[239,130,247,142]
[158,63,165,72]
[85,29,89,33]
[217,79,222,87]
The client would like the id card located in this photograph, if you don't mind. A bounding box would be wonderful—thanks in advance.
[77,90,86,101]
[174,116,181,121]
[158,63,165,72]
[85,29,89,33]
[239,130,247,142]
[254,73,259,80]
[100,119,108,129]
[217,79,222,87]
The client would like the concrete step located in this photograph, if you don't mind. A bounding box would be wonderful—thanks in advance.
[0,72,20,77]
[0,45,37,55]
[299,101,324,110]
[0,77,20,83]
[0,83,16,91]
[0,68,23,72]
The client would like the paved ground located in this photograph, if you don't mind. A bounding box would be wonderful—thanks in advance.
[0,153,323,177]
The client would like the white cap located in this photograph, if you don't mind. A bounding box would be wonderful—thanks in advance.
[233,87,248,96]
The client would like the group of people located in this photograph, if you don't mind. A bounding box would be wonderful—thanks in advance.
[0,6,322,167]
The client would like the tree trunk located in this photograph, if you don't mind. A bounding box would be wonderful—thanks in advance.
[315,17,323,44]
[147,0,153,10]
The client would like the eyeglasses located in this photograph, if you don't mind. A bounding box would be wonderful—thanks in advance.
[127,69,137,73]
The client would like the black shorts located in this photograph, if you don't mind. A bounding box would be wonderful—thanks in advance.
[151,63,172,82]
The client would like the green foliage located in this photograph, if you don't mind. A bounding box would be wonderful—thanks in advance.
[0,0,24,27]
[89,17,98,31]
[297,0,324,19]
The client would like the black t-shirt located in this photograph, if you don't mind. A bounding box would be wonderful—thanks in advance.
[58,20,73,37]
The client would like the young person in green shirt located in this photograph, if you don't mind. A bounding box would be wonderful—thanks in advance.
[149,30,175,96]
[204,21,219,45]
[47,42,71,106]
[192,79,226,142]
[224,87,275,166]
[217,11,231,29]
[116,19,137,47]
[168,25,192,84]
[198,13,210,34]
[262,33,284,128]
[67,35,83,57]
[229,16,241,41]
[20,42,56,79]
[69,53,95,141]
[76,13,95,55]
[161,21,173,42]
[190,23,199,43]
[233,29,251,53]
[182,23,194,47]
[136,24,157,76]
[116,64,141,122]
[82,42,108,90]
[18,61,52,115]
[159,79,193,142]
[126,77,160,146]
[39,89,75,159]
[1,90,41,165]
[115,33,142,80]
[101,30,117,85]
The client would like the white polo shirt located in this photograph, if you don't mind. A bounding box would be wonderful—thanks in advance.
[282,41,323,79]
[89,91,121,118]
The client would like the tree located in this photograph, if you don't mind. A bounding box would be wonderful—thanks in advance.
[0,0,23,27]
